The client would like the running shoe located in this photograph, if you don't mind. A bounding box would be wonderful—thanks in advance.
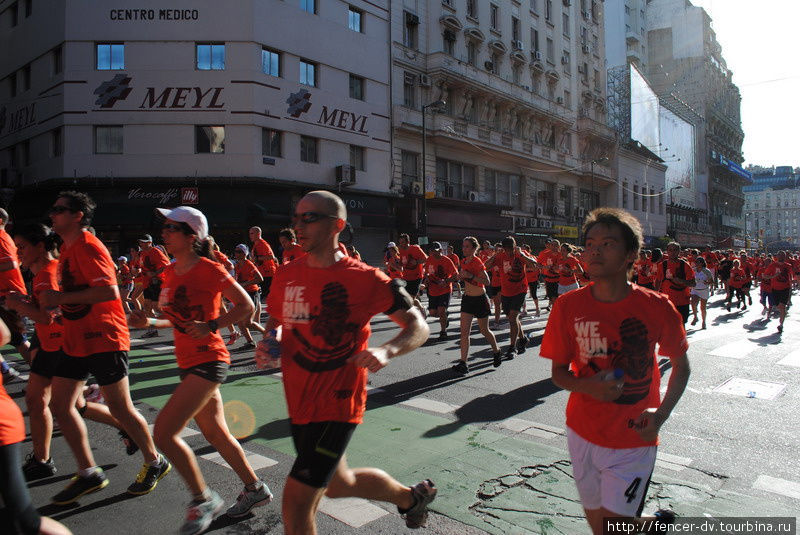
[22,453,56,481]
[119,429,139,456]
[142,328,159,338]
[505,345,515,361]
[515,336,528,355]
[2,364,21,384]
[400,479,437,529]
[226,481,273,518]
[226,332,240,346]
[127,457,172,495]
[52,469,109,505]
[438,330,447,340]
[493,351,502,368]
[240,341,257,351]
[84,383,104,404]
[777,324,783,333]
[180,490,225,535]
[643,509,676,533]
[452,361,468,375]
[690,317,698,326]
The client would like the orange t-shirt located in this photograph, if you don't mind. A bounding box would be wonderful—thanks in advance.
[538,249,560,283]
[58,231,130,357]
[526,263,541,283]
[636,259,654,285]
[557,255,582,286]
[657,259,695,306]
[117,263,132,285]
[131,255,146,285]
[424,255,458,297]
[213,250,234,272]
[461,256,486,289]
[139,246,170,286]
[447,253,460,269]
[540,284,688,449]
[0,228,26,296]
[477,249,493,265]
[159,258,233,369]
[702,251,718,268]
[728,268,746,289]
[493,251,528,297]
[253,238,277,277]
[267,256,395,425]
[763,262,792,291]
[234,259,261,293]
[0,374,25,446]
[282,243,305,264]
[33,260,64,353]
[399,245,427,281]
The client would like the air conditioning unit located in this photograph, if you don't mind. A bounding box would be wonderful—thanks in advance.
[563,0,571,5]
[411,181,424,195]
[404,72,416,85]
[418,74,432,87]
[533,51,543,61]
[556,96,564,104]
[484,61,494,71]
[582,44,590,53]
[582,10,590,20]
[405,12,420,26]
[552,205,562,216]
[516,216,527,227]
[512,39,524,51]
[536,205,544,217]
[336,165,356,184]
[561,55,569,65]
[577,207,586,218]
[467,190,479,202]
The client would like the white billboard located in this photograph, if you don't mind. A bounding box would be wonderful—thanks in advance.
[630,65,660,152]
[659,106,695,207]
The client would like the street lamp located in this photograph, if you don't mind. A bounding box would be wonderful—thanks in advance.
[590,157,609,209]
[419,99,446,243]
[744,211,752,249]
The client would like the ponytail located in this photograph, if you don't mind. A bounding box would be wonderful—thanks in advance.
[194,237,215,261]
[13,223,60,257]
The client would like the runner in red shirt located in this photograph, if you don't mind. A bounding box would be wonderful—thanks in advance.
[138,235,170,338]
[42,191,169,505]
[656,242,696,324]
[279,228,305,264]
[760,251,793,333]
[739,251,754,307]
[635,251,655,290]
[256,191,435,533]
[249,226,278,325]
[130,206,273,532]
[208,237,241,345]
[522,244,541,316]
[537,239,561,310]
[0,208,30,380]
[232,243,266,349]
[557,243,584,295]
[757,256,774,317]
[445,244,462,298]
[128,246,145,312]
[701,246,719,291]
[541,208,688,534]
[726,260,747,311]
[484,236,540,359]
[455,236,501,372]
[384,244,404,279]
[116,256,133,314]
[398,233,427,299]
[422,242,458,339]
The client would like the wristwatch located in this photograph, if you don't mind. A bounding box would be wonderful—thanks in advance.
[207,319,219,333]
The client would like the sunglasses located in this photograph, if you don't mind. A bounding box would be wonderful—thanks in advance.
[49,205,74,215]
[162,223,184,232]
[292,211,339,225]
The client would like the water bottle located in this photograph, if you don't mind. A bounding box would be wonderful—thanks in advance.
[257,326,282,369]
[601,368,624,381]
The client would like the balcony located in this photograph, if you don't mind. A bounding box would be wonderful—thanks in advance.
[711,179,745,200]
[576,109,616,142]
[626,31,642,45]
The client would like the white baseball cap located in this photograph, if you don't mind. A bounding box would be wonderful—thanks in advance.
[155,206,208,241]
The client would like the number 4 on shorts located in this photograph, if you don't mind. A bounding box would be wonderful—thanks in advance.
[624,477,641,504]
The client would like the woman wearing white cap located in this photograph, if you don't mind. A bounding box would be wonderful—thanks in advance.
[129,206,273,534]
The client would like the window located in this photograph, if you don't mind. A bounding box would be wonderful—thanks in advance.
[196,43,225,70]
[531,28,539,52]
[546,38,554,64]
[512,65,522,84]
[563,90,571,108]
[642,189,648,212]
[96,43,124,70]
[490,52,500,75]
[299,60,316,86]
[467,41,477,66]
[437,159,476,199]
[512,17,520,40]
[262,129,281,157]
[403,11,418,49]
[563,12,570,36]
[490,4,498,30]
[401,151,419,188]
[25,0,31,17]
[349,145,365,171]
[348,6,363,32]
[594,68,601,91]
[262,48,280,77]
[633,185,639,210]
[300,136,318,163]
[95,125,123,154]
[622,182,628,208]
[467,0,477,19]
[349,74,364,100]
[403,72,415,108]
[443,30,456,55]
[531,0,538,13]
[562,50,570,69]
[300,0,316,14]
[52,45,62,75]
[51,128,62,157]
[22,64,30,91]
[545,0,552,21]
[195,126,225,154]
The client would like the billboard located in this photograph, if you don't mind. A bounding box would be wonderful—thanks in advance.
[630,65,660,153]
[659,105,695,207]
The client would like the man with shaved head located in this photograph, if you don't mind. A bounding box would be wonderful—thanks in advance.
[248,226,278,322]
[255,190,436,534]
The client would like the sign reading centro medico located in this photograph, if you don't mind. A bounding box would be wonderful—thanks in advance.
[109,9,199,21]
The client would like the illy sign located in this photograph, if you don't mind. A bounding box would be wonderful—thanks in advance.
[181,188,199,205]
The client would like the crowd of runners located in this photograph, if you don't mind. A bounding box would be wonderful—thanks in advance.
[0,190,795,535]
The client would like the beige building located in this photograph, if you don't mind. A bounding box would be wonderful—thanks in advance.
[0,0,394,261]
[390,0,615,248]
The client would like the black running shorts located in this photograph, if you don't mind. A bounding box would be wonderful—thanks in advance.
[404,278,421,297]
[54,351,129,386]
[501,292,526,315]
[427,292,451,310]
[772,289,791,306]
[460,294,491,319]
[486,285,501,298]
[545,281,559,300]
[528,281,539,298]
[179,360,229,383]
[30,348,65,379]
[289,421,358,488]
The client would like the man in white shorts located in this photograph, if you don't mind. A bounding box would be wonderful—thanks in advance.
[541,208,690,534]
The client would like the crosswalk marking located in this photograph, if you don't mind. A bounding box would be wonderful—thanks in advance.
[150,345,175,352]
[200,450,278,471]
[501,417,564,439]
[655,452,693,472]
[777,350,800,368]
[753,475,800,500]
[148,423,200,439]
[130,338,147,344]
[708,341,758,359]
[319,497,390,528]
[400,397,458,414]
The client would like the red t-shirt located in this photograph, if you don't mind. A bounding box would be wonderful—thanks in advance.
[253,238,277,277]
[0,228,26,296]
[728,268,746,289]
[33,260,64,353]
[763,261,793,291]
[758,266,772,293]
[461,256,486,289]
[213,250,234,272]
[525,262,541,283]
[159,258,234,369]
[131,256,146,285]
[447,253,460,269]
[267,256,395,425]
[658,259,695,306]
[399,245,427,281]
[702,251,718,268]
[282,243,305,264]
[385,254,403,279]
[139,246,170,286]
[234,259,261,293]
[493,251,528,297]
[0,374,25,446]
[540,284,688,449]
[424,255,458,297]
[557,255,582,286]
[117,263,132,285]
[58,231,130,357]
[538,249,560,283]
[477,249,493,265]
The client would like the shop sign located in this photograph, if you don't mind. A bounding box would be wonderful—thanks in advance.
[554,225,578,239]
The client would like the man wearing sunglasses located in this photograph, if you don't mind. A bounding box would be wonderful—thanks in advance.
[255,190,436,534]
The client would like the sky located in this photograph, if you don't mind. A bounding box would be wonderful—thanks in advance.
[690,0,799,168]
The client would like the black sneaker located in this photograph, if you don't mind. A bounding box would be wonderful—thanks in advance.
[2,364,21,384]
[119,430,139,456]
[438,330,447,340]
[400,479,437,529]
[777,324,783,333]
[515,336,528,355]
[127,457,172,495]
[492,351,502,368]
[452,361,468,375]
[52,469,109,505]
[22,453,56,481]
[505,346,515,361]
[141,329,159,338]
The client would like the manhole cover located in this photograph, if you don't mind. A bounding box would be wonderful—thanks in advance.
[713,378,786,400]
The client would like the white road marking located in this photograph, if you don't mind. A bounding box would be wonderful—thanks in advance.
[150,345,175,352]
[400,397,458,414]
[148,423,200,439]
[501,418,565,439]
[130,338,147,344]
[656,452,692,472]
[712,378,786,400]
[319,497,389,527]
[366,386,385,395]
[200,450,278,470]
[708,341,758,359]
[753,475,800,500]
[777,350,800,368]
